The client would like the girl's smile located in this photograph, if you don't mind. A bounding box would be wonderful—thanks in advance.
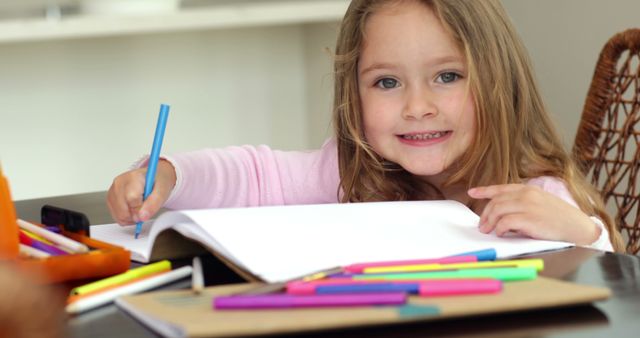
[398,130,453,146]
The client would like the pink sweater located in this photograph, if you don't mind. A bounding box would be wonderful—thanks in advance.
[160,138,613,251]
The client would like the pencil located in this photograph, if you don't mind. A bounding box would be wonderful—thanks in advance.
[135,103,170,239]
[17,219,89,253]
[192,256,204,295]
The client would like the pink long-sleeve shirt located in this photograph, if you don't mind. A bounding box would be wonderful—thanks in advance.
[158,138,613,251]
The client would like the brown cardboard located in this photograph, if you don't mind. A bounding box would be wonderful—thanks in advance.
[116,277,610,338]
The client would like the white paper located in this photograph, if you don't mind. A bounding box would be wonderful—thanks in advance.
[92,200,573,283]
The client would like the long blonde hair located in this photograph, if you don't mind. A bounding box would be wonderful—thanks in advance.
[332,0,625,251]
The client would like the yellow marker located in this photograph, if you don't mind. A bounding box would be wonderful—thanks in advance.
[302,266,343,282]
[20,228,52,244]
[70,260,172,296]
[364,258,544,274]
[20,229,74,254]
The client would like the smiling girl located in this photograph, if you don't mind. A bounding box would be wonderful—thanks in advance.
[108,0,623,252]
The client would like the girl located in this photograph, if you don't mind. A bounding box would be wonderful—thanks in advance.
[108,0,624,252]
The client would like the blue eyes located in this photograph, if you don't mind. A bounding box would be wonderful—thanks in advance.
[376,78,399,89]
[438,72,461,83]
[374,72,461,89]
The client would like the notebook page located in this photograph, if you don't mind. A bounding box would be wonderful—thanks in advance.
[90,221,154,262]
[152,200,573,282]
[92,216,243,266]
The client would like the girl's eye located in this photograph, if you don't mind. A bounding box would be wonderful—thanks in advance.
[437,72,461,84]
[375,78,399,89]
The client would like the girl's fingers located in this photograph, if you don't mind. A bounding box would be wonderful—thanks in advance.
[493,214,528,237]
[106,188,132,225]
[468,184,525,199]
[107,169,147,225]
[138,186,168,222]
[137,162,175,222]
[478,193,525,230]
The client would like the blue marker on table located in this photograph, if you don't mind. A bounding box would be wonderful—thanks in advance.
[134,104,170,239]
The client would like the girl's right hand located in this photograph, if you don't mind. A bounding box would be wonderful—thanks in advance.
[107,160,177,226]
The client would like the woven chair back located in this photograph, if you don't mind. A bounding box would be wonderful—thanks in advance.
[573,28,640,254]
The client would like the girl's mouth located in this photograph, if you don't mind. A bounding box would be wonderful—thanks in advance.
[400,131,451,141]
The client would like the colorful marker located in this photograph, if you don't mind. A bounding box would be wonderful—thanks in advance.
[214,293,407,310]
[134,103,170,239]
[66,265,192,314]
[17,219,89,253]
[452,248,497,261]
[363,258,544,274]
[18,231,67,256]
[288,279,502,296]
[344,255,477,274]
[353,266,537,282]
[18,243,51,258]
[70,260,172,296]
[343,248,497,273]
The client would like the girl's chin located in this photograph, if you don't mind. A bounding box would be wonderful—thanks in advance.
[401,166,446,178]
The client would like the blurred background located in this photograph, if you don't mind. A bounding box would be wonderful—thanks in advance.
[0,0,639,200]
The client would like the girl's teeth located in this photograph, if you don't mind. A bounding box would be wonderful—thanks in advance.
[403,132,444,140]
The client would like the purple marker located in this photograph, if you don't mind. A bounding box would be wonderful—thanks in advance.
[214,292,407,309]
[18,232,67,256]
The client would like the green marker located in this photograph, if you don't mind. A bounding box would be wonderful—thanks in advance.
[353,266,537,282]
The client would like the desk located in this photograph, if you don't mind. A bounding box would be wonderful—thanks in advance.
[14,192,640,338]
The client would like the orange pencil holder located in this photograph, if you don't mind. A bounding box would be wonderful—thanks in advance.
[0,168,130,284]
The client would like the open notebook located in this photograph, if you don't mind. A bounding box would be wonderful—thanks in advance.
[91,200,573,283]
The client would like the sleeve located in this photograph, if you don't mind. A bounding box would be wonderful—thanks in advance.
[526,176,614,252]
[587,217,614,252]
[156,139,341,210]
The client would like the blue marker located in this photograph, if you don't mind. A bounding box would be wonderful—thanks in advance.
[134,104,170,239]
[317,283,420,295]
[450,248,497,261]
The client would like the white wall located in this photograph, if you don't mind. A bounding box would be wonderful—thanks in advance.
[502,0,640,146]
[0,24,338,200]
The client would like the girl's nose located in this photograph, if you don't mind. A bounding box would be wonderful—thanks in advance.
[402,88,437,120]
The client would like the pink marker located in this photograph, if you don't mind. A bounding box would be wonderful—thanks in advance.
[287,278,502,296]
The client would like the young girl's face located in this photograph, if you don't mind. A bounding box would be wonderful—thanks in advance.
[358,0,476,186]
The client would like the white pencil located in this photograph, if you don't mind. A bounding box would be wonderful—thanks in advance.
[17,219,90,253]
[192,257,204,294]
[19,243,51,258]
[65,265,193,314]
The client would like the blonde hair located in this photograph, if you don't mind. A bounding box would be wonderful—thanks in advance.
[332,0,625,251]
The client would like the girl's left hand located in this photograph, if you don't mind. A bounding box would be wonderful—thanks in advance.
[468,184,600,245]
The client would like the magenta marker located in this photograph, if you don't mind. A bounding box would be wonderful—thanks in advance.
[214,292,407,309]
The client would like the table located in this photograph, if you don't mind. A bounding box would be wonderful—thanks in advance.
[14,192,640,338]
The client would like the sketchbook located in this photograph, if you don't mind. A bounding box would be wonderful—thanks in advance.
[91,200,574,283]
[115,277,610,338]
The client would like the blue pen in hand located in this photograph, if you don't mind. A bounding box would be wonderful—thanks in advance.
[135,104,170,239]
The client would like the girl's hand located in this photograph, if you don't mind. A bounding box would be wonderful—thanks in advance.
[107,160,177,225]
[467,184,600,245]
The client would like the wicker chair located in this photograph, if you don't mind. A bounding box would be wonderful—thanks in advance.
[572,28,640,254]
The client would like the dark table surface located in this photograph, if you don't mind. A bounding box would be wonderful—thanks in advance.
[14,192,640,338]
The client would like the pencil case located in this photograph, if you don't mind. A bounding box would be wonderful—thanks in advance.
[0,168,130,283]
[5,206,131,284]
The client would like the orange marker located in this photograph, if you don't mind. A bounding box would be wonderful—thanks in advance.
[0,164,19,258]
